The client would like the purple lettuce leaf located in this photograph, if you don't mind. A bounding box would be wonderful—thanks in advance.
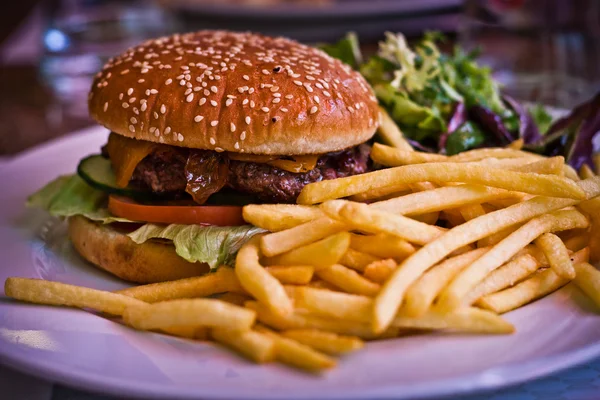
[470,105,515,145]
[438,102,467,151]
[502,94,542,144]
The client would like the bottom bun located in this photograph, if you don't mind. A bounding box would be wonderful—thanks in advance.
[68,216,209,284]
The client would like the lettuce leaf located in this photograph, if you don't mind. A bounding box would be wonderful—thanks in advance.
[128,224,264,269]
[27,175,131,223]
[27,175,263,269]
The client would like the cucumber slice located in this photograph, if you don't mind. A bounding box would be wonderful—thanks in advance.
[77,155,147,198]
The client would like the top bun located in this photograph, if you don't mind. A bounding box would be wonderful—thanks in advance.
[89,30,379,155]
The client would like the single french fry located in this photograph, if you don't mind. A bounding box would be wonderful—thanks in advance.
[450,148,541,162]
[372,177,600,333]
[564,164,580,180]
[349,186,411,202]
[321,200,445,245]
[265,265,314,285]
[401,247,489,317]
[281,329,364,355]
[340,249,379,272]
[297,162,585,205]
[579,164,596,180]
[261,217,346,257]
[463,254,540,305]
[535,233,575,279]
[476,248,589,313]
[349,233,415,260]
[442,209,465,227]
[123,298,256,331]
[477,225,520,248]
[246,301,397,340]
[459,204,487,221]
[254,325,336,372]
[376,107,414,152]
[287,285,372,322]
[307,280,340,291]
[363,259,397,283]
[316,264,380,296]
[264,232,350,270]
[572,262,600,309]
[509,157,565,175]
[211,328,276,363]
[436,209,588,313]
[242,204,323,231]
[4,277,146,315]
[116,267,244,303]
[392,307,514,334]
[236,237,293,316]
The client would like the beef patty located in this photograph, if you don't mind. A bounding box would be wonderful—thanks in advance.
[131,144,371,203]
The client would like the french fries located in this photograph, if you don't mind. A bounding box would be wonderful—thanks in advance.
[265,265,314,285]
[340,249,379,272]
[281,330,364,355]
[376,107,414,152]
[264,232,350,270]
[297,162,584,205]
[535,233,575,279]
[363,259,397,283]
[5,277,146,315]
[123,298,256,331]
[243,204,323,231]
[316,264,380,296]
[392,307,514,334]
[211,328,275,363]
[476,247,589,313]
[116,267,243,302]
[349,233,415,261]
[436,209,588,313]
[572,262,600,309]
[236,237,293,316]
[287,285,372,322]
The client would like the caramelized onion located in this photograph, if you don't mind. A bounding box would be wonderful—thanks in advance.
[185,151,229,204]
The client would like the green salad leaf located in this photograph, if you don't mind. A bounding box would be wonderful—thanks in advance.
[528,104,553,135]
[445,121,486,155]
[27,176,262,269]
[319,32,362,69]
[128,224,264,269]
[27,175,131,223]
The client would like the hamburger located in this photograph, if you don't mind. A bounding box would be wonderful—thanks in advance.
[29,30,380,283]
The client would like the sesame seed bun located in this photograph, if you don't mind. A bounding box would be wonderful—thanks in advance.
[88,30,379,155]
[68,216,209,283]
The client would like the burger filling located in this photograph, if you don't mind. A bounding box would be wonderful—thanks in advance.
[105,133,371,204]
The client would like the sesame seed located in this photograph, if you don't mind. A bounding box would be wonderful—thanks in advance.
[240,131,246,140]
[165,78,173,85]
[261,107,270,112]
[154,129,161,137]
[140,102,147,111]
[210,86,218,93]
[230,123,236,132]
[310,106,318,114]
[262,69,270,75]
[315,83,323,89]
[304,84,313,93]
[248,88,255,94]
[210,100,217,106]
[129,125,135,132]
[185,88,192,95]
[285,94,293,99]
[122,102,129,109]
[234,142,240,150]
[186,93,194,102]
[242,99,249,105]
[347,106,355,113]
[194,87,201,92]
[150,89,158,94]
[280,108,289,113]
[211,121,218,127]
[160,104,166,114]
[210,137,216,145]
[199,98,206,106]
[149,127,156,133]
[250,100,255,108]
[153,112,159,119]
[103,102,108,112]
[273,93,281,98]
[204,89,210,96]
[179,80,186,86]
[130,117,137,124]
[273,98,281,104]
[323,91,331,97]
[120,69,130,75]
[178,133,184,142]
[145,90,150,96]
[165,127,172,134]
[129,97,137,103]
[243,75,250,81]
[245,116,251,125]
[215,147,224,152]
[127,88,134,95]
[293,80,302,86]
[194,115,204,122]
[226,98,233,107]
[355,103,361,109]
[270,86,279,92]
[119,93,124,100]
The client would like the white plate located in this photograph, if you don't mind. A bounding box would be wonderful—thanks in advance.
[1,126,600,400]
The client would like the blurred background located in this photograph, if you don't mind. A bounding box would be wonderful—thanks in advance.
[0,0,598,155]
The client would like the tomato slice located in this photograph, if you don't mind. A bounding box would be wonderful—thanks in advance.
[108,196,245,226]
